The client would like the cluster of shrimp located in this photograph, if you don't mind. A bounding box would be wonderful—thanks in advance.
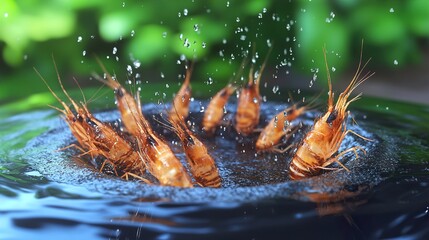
[202,45,373,180]
[39,44,372,187]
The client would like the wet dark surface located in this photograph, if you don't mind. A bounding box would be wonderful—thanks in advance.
[1,98,429,239]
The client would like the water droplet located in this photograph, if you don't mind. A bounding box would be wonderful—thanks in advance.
[226,1,230,7]
[200,106,205,112]
[325,11,336,23]
[90,35,95,39]
[202,42,206,48]
[193,24,199,32]
[133,60,141,68]
[178,12,181,17]
[389,8,394,13]
[122,2,126,7]
[297,89,301,94]
[82,50,86,56]
[258,13,263,19]
[77,36,82,42]
[272,85,279,94]
[160,72,165,78]
[183,38,190,48]
[183,9,188,16]
[112,47,118,55]
[236,17,240,22]
[162,32,167,38]
[393,59,398,65]
[385,107,389,110]
[253,97,259,104]
[165,83,169,88]
[126,65,133,74]
[131,30,135,37]
[331,67,336,72]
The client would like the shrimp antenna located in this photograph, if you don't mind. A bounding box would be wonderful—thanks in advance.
[253,45,273,88]
[34,68,67,115]
[228,56,250,86]
[322,45,334,110]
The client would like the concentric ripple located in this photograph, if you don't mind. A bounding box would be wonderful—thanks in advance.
[24,100,398,202]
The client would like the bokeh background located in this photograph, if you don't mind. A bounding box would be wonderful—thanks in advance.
[1,0,428,110]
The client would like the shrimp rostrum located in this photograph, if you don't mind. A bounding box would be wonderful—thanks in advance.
[289,47,374,180]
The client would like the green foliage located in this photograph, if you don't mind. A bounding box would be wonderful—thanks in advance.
[0,0,428,102]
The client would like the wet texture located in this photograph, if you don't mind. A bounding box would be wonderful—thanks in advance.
[25,101,395,202]
[1,98,429,240]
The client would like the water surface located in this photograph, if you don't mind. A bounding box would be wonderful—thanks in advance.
[1,97,428,239]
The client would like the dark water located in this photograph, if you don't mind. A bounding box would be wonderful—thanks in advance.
[1,98,428,240]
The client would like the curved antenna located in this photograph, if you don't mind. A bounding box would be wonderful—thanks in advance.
[322,46,334,109]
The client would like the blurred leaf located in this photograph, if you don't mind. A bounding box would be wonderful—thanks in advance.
[99,9,145,41]
[364,13,405,45]
[244,0,271,15]
[25,10,75,41]
[296,1,349,78]
[406,0,429,36]
[127,25,170,63]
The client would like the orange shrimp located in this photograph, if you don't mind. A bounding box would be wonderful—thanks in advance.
[135,119,193,188]
[78,105,147,179]
[235,50,271,136]
[169,64,193,124]
[289,46,373,180]
[169,112,221,188]
[94,59,148,137]
[202,83,236,134]
[36,64,147,181]
[256,104,306,152]
[94,62,190,187]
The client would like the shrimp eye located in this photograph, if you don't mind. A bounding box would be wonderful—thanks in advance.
[77,115,84,122]
[114,88,124,98]
[186,136,195,145]
[86,118,97,127]
[219,88,228,97]
[285,108,294,116]
[147,135,158,147]
[326,110,338,124]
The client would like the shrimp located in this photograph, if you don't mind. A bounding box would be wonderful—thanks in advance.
[94,61,191,187]
[93,59,148,137]
[256,104,306,152]
[77,105,148,179]
[202,83,236,134]
[135,119,193,187]
[170,111,221,188]
[169,64,193,124]
[202,58,247,135]
[289,45,373,180]
[235,49,271,136]
[37,63,148,182]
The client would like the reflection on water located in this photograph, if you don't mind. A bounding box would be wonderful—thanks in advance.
[1,99,429,239]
